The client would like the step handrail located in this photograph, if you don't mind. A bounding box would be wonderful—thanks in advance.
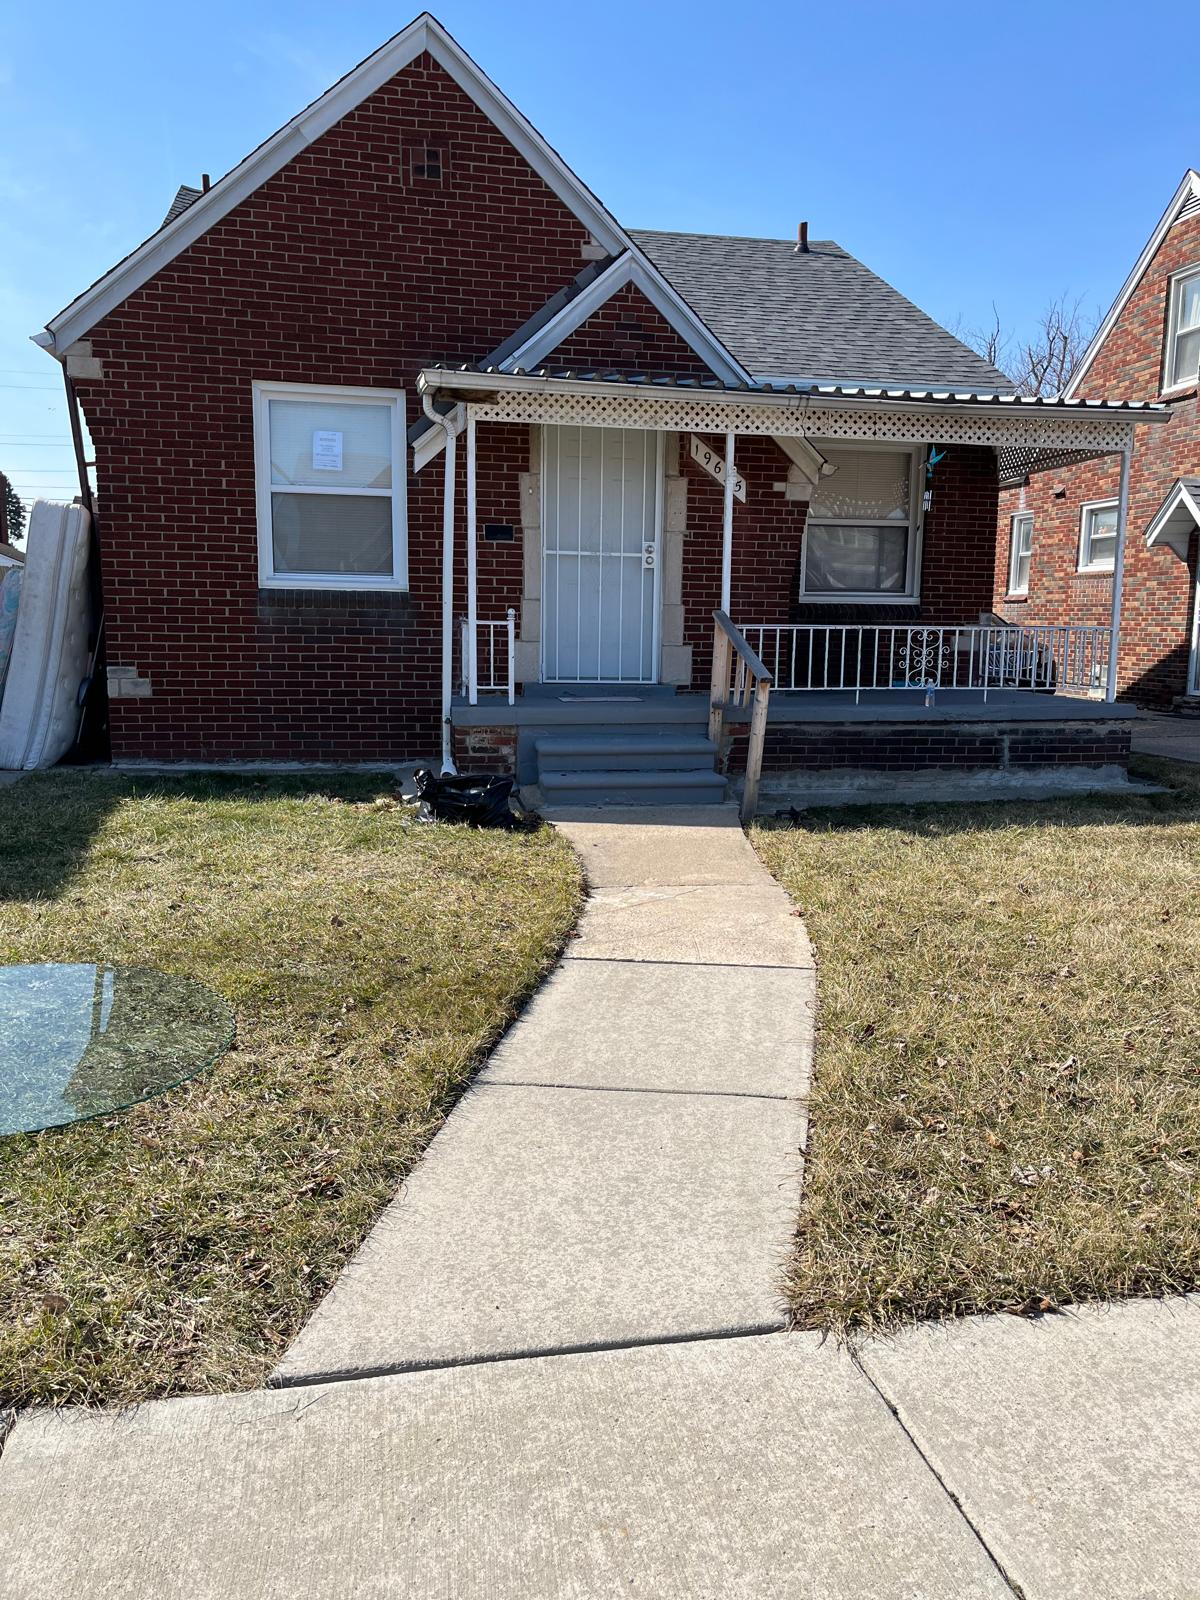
[710,610,773,823]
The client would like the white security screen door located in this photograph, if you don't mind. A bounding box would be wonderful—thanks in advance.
[542,426,662,682]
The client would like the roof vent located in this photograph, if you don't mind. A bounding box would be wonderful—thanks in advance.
[794,221,809,254]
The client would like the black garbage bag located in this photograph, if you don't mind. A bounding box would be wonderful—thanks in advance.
[413,767,526,828]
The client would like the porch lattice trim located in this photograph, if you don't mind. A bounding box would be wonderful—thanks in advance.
[469,393,1138,454]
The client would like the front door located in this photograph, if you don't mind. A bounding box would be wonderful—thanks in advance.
[541,426,662,682]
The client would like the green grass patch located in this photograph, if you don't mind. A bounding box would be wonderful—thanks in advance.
[752,755,1200,1336]
[0,772,581,1407]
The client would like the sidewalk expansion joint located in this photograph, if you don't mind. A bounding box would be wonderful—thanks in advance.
[478,1080,804,1104]
[851,1350,1028,1599]
[564,955,816,973]
[271,1324,787,1393]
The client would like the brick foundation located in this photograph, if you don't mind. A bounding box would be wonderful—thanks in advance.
[452,724,517,773]
[729,720,1133,774]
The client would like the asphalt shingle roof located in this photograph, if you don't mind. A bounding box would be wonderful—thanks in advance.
[630,229,1014,393]
[162,185,203,228]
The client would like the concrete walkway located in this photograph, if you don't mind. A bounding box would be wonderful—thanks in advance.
[1132,709,1200,764]
[275,804,814,1381]
[2,806,1199,1596]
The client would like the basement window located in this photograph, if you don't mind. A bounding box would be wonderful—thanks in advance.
[800,445,923,601]
[1078,499,1118,574]
[1165,265,1200,393]
[252,382,407,591]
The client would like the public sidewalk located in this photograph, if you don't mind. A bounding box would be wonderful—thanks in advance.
[0,806,1197,1597]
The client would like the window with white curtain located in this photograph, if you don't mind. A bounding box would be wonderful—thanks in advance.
[1078,499,1118,573]
[252,383,407,589]
[1008,512,1034,595]
[801,446,921,599]
[1165,265,1200,393]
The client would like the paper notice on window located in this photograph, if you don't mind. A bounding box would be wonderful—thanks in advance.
[312,430,344,472]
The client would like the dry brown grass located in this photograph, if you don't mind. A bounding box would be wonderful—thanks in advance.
[0,772,581,1407]
[753,756,1200,1336]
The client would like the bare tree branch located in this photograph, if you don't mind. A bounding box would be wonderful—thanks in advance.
[953,295,1098,397]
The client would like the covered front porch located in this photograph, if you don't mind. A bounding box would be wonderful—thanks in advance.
[418,367,1167,811]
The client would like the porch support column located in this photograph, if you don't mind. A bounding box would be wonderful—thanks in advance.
[422,393,458,773]
[466,408,478,706]
[721,429,736,614]
[1106,438,1133,703]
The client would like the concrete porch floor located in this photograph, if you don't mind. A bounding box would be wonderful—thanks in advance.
[452,687,1135,728]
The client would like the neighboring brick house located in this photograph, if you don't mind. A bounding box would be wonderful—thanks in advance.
[995,170,1200,708]
[33,14,1166,797]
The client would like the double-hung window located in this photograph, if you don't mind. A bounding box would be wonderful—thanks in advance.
[801,445,921,600]
[1008,512,1034,596]
[253,382,407,591]
[1078,499,1118,574]
[1165,265,1200,393]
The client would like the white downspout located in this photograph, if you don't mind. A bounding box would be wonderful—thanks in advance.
[423,393,458,771]
[1106,438,1133,704]
[721,429,736,614]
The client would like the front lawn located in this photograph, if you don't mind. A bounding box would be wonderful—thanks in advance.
[753,756,1200,1336]
[0,773,581,1407]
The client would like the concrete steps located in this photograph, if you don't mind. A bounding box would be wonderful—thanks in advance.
[535,730,725,807]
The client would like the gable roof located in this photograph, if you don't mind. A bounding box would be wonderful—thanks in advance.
[1065,169,1200,399]
[1145,477,1200,559]
[34,13,653,357]
[631,230,1014,391]
[496,251,747,381]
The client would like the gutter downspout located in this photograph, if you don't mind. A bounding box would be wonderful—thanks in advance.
[1106,438,1133,704]
[423,393,458,772]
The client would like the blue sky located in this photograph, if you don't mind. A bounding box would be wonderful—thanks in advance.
[1,0,1194,535]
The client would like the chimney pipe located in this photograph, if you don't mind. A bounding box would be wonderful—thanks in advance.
[795,221,809,254]
[201,173,211,192]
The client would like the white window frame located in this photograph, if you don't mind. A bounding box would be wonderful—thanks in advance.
[252,380,408,592]
[1163,263,1200,395]
[799,441,925,604]
[1077,497,1119,575]
[1008,511,1034,596]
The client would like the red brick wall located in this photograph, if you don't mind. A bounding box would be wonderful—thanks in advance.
[74,52,610,762]
[682,439,999,686]
[996,211,1200,705]
[544,284,714,376]
[918,443,1001,622]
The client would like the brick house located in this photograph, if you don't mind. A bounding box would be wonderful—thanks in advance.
[995,170,1200,709]
[35,14,1168,806]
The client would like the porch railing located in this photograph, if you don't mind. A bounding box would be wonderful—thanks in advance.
[737,623,1110,701]
[459,609,516,705]
[709,610,773,823]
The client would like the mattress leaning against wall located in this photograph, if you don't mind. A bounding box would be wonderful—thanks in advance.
[0,500,93,770]
[0,563,22,696]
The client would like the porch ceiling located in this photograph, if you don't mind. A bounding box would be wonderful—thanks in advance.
[417,366,1169,458]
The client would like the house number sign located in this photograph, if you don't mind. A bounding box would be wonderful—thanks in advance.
[689,434,746,502]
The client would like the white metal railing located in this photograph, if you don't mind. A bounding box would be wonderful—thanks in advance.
[736,623,1110,702]
[459,609,516,705]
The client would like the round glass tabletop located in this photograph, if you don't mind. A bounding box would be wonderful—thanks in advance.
[0,963,235,1136]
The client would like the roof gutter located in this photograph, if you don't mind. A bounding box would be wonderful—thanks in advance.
[417,368,1173,424]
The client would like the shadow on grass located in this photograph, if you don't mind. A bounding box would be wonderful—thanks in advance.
[1,768,401,902]
[757,755,1200,842]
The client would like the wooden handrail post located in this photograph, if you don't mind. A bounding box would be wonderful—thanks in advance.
[740,676,771,823]
[709,620,731,747]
